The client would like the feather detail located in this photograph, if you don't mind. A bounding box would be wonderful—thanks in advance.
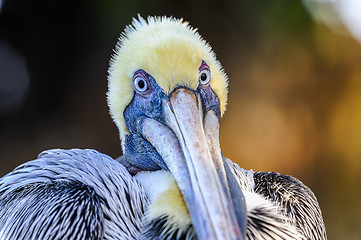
[0,149,148,240]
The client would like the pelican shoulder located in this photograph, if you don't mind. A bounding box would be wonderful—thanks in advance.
[0,149,148,240]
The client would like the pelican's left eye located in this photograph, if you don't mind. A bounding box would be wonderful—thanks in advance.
[199,68,211,85]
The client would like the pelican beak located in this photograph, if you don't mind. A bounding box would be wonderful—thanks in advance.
[141,88,246,240]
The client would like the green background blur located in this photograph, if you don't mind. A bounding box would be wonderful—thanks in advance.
[1,1,360,239]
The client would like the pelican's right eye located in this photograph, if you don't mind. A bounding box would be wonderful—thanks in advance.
[133,70,150,94]
[134,76,147,92]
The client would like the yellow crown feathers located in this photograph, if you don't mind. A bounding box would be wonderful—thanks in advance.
[107,16,228,142]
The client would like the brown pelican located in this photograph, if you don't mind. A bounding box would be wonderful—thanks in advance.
[0,16,327,240]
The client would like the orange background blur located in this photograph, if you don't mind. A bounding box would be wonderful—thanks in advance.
[1,1,360,239]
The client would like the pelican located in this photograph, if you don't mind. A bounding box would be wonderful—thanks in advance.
[0,16,327,240]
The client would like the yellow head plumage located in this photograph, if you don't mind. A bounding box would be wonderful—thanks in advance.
[107,16,228,143]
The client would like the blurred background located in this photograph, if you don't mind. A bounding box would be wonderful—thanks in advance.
[1,0,360,238]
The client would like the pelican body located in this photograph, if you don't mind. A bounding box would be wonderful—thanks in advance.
[0,16,327,240]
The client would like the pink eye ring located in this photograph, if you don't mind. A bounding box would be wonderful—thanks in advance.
[199,61,211,85]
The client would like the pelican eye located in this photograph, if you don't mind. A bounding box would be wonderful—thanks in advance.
[199,68,211,85]
[133,71,149,93]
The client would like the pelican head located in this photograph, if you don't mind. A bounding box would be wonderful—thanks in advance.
[107,16,246,239]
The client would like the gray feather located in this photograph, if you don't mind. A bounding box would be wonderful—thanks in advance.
[0,150,326,240]
[0,149,148,240]
[226,158,327,240]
